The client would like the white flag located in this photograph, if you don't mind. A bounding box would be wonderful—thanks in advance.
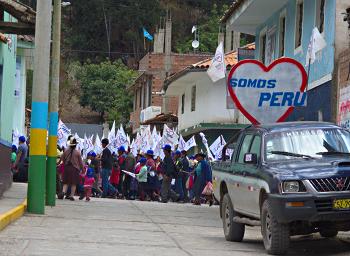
[177,135,186,151]
[306,27,326,65]
[108,121,116,143]
[94,134,103,155]
[191,25,197,34]
[209,135,226,160]
[207,41,226,82]
[57,120,71,148]
[12,128,20,147]
[199,132,214,160]
[185,136,197,151]
[162,124,179,147]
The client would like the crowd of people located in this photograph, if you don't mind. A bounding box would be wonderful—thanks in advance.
[57,136,214,205]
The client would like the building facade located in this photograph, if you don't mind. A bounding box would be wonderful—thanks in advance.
[164,45,254,151]
[128,18,211,134]
[221,0,350,122]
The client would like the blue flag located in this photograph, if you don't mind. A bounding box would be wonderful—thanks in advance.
[143,28,153,41]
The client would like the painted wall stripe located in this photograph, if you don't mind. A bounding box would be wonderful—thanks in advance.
[47,136,57,157]
[48,112,58,136]
[31,102,48,129]
[29,129,47,156]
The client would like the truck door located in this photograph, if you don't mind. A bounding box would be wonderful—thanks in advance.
[232,134,262,217]
[230,133,253,213]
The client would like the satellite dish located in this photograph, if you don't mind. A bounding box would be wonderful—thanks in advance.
[192,40,199,49]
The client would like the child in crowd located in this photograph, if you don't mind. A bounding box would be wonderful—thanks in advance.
[10,145,17,174]
[136,157,147,201]
[84,168,95,201]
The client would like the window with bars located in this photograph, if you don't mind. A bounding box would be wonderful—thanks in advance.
[295,0,303,49]
[191,86,196,112]
[279,15,286,57]
[181,94,185,114]
[316,0,325,34]
[260,33,267,64]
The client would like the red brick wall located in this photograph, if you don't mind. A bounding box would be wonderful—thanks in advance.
[130,53,211,132]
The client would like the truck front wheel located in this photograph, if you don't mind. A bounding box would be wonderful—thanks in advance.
[261,200,290,255]
[221,193,245,242]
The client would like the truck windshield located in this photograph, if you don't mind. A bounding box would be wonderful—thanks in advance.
[265,128,350,161]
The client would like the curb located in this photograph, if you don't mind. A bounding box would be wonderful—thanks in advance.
[0,199,27,231]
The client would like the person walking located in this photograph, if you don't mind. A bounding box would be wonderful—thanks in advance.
[136,157,148,201]
[174,150,184,202]
[160,145,179,203]
[145,149,158,201]
[180,150,190,203]
[117,146,127,198]
[99,138,117,198]
[12,136,28,182]
[192,153,210,205]
[58,137,84,201]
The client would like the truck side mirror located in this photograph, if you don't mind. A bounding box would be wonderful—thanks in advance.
[244,153,258,164]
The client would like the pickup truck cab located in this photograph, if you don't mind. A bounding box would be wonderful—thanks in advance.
[212,122,350,255]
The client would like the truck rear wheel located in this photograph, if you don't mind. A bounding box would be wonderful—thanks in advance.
[221,193,245,242]
[261,200,289,255]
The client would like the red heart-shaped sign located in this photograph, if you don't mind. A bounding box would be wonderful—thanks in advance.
[227,58,307,125]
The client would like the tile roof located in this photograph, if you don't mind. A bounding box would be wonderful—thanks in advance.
[164,43,255,88]
[191,43,255,69]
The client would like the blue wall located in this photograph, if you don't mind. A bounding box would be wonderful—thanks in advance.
[287,80,332,121]
[254,0,336,85]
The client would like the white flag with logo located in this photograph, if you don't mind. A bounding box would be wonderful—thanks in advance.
[207,41,226,82]
[162,124,179,147]
[209,135,227,160]
[177,135,186,151]
[57,120,71,148]
[185,136,197,151]
[12,128,20,147]
[306,27,326,65]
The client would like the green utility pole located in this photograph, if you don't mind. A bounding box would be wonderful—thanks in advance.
[46,0,61,207]
[27,0,52,214]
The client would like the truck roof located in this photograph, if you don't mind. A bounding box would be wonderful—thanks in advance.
[247,121,340,133]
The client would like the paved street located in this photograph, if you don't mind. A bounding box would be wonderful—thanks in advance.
[0,197,350,256]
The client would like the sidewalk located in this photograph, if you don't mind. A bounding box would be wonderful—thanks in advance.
[0,182,27,231]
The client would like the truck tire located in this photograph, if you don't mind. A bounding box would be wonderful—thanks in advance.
[221,193,245,242]
[319,228,338,238]
[261,200,289,255]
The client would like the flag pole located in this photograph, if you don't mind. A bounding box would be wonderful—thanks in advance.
[306,57,311,91]
[144,36,146,51]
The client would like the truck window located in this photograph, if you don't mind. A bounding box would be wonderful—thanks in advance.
[249,136,261,159]
[238,134,253,163]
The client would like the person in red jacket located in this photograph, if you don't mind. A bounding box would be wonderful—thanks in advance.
[110,152,120,191]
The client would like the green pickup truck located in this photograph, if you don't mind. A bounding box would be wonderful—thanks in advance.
[212,122,350,255]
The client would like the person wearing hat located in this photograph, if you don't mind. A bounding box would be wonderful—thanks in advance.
[13,136,28,182]
[116,146,128,198]
[192,153,212,205]
[59,137,84,200]
[88,151,102,197]
[136,157,148,201]
[160,144,179,203]
[174,150,184,202]
[180,150,190,203]
[99,138,117,198]
[145,149,158,201]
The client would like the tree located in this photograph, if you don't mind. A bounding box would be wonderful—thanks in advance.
[72,60,137,124]
[175,4,227,53]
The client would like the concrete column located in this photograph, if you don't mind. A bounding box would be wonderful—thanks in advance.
[27,0,52,214]
[46,0,61,207]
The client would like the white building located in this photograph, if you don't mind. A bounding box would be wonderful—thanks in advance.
[164,44,254,149]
